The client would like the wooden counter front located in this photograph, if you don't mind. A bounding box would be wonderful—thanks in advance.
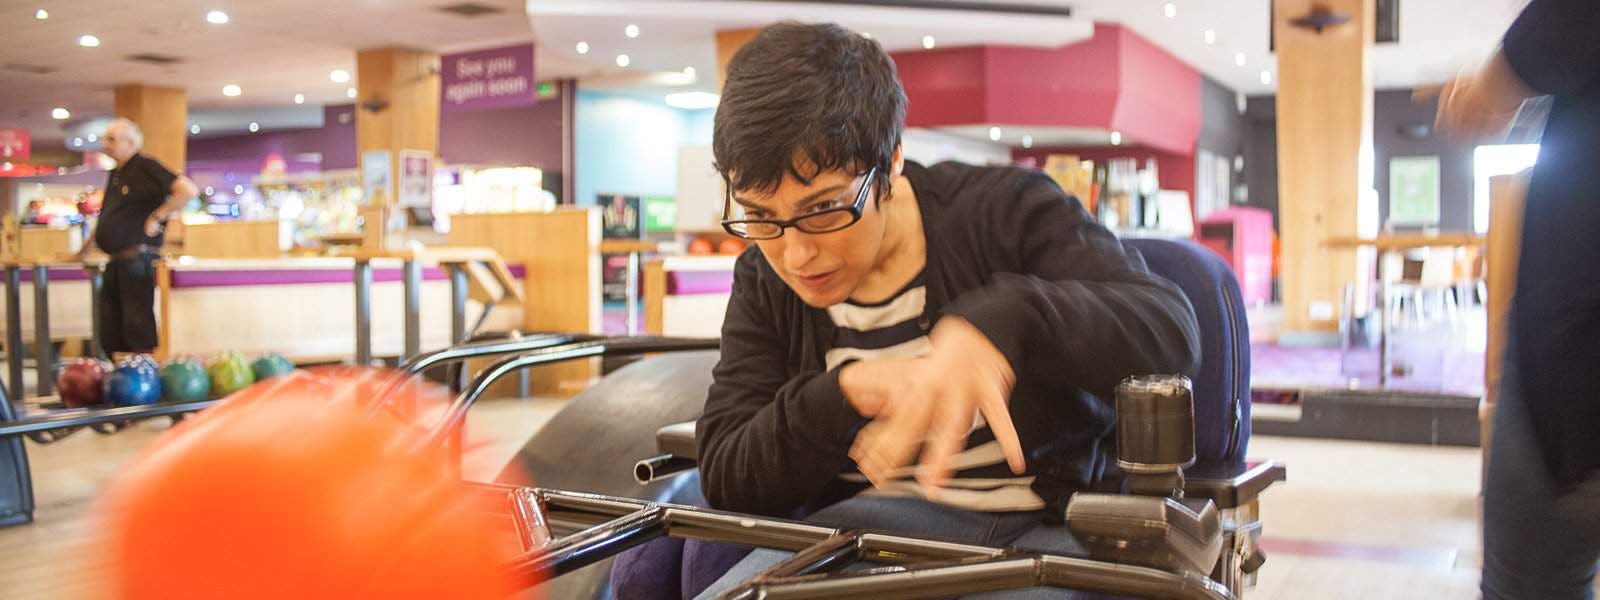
[181,220,285,259]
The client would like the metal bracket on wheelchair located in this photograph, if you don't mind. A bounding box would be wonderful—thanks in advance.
[487,484,1235,600]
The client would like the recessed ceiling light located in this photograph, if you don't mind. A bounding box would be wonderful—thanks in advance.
[683,66,696,78]
[51,107,70,120]
[87,133,98,142]
[330,69,350,83]
[204,186,214,195]
[234,185,245,194]
[78,35,100,47]
[248,122,260,133]
[616,54,630,68]
[1163,3,1176,18]
[346,87,357,98]
[1235,52,1247,67]
[625,24,639,38]
[72,137,83,147]
[206,10,229,24]
[34,8,47,20]
[988,126,1002,142]
[293,93,305,104]
[665,91,720,110]
[1260,70,1273,85]
[922,35,936,50]
[190,124,200,134]
[1204,30,1216,45]
[222,84,242,97]
[1110,131,1123,146]
[1022,135,1034,149]
[575,41,589,54]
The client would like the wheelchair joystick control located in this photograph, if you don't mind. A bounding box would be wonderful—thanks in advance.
[1115,374,1196,498]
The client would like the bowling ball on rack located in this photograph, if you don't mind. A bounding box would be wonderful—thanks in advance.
[250,353,295,381]
[717,238,746,255]
[105,358,163,407]
[208,351,255,398]
[58,358,112,408]
[688,238,715,256]
[159,358,211,403]
[99,369,519,600]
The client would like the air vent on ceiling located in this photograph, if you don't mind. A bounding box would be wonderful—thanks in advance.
[127,53,184,65]
[3,63,56,74]
[436,2,503,17]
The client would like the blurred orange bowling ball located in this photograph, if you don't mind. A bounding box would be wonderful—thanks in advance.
[688,238,715,255]
[100,369,524,600]
[717,238,746,255]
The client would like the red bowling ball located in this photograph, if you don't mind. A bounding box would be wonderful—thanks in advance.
[57,359,111,408]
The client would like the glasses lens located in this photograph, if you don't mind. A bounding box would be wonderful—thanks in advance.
[728,221,782,239]
[795,210,855,233]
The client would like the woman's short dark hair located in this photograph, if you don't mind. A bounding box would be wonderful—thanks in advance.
[713,21,907,199]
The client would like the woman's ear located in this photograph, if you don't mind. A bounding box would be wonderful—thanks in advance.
[891,145,905,179]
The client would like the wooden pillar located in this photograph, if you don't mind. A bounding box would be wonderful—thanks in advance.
[113,84,187,171]
[1273,0,1376,334]
[355,47,440,206]
[716,28,762,91]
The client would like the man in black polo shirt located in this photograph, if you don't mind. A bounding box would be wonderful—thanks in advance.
[79,118,198,354]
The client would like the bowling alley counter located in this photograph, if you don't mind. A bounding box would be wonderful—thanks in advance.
[0,255,525,366]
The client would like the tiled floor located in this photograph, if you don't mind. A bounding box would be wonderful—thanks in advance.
[0,394,1548,599]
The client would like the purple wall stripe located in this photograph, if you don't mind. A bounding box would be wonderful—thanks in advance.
[13,268,92,283]
[666,270,734,296]
[170,263,526,289]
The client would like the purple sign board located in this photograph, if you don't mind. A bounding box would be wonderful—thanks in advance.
[441,43,537,113]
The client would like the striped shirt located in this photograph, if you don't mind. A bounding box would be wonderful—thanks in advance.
[827,271,1045,512]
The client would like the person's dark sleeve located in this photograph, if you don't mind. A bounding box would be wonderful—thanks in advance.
[695,252,869,516]
[1502,0,1600,95]
[141,157,179,210]
[942,175,1200,401]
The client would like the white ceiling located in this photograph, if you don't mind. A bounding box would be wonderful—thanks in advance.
[2,0,1531,150]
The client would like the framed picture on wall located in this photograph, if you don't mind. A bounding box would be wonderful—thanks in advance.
[1389,156,1441,226]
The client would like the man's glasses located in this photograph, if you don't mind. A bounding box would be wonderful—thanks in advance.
[721,166,877,240]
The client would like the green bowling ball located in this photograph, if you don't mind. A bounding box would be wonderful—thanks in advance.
[251,353,295,381]
[159,358,212,403]
[208,351,256,398]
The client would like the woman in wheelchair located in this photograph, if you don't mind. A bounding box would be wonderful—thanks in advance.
[681,21,1201,599]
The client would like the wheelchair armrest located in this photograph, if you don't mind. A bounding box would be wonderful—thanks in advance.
[657,421,698,459]
[1182,461,1286,510]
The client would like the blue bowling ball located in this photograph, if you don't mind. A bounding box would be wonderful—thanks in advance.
[105,361,163,406]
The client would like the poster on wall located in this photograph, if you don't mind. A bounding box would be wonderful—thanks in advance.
[643,196,677,232]
[1389,156,1441,225]
[600,194,642,239]
[361,150,392,204]
[398,150,433,208]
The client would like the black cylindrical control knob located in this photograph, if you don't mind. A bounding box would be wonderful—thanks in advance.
[1115,374,1196,474]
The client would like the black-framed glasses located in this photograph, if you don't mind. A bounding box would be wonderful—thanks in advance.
[721,166,878,240]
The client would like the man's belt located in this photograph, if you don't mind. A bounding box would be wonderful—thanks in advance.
[110,244,160,259]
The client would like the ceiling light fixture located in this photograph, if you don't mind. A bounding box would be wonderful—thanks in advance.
[665,91,720,110]
[223,84,242,97]
[35,8,47,19]
[293,93,305,104]
[1204,29,1216,45]
[1163,3,1176,18]
[625,24,639,38]
[346,87,357,98]
[683,66,696,78]
[616,54,630,68]
[988,126,1002,141]
[78,35,100,47]
[1022,135,1034,149]
[87,133,97,142]
[1260,70,1273,85]
[1235,52,1247,67]
[1110,131,1123,146]
[248,122,260,133]
[922,35,936,50]
[206,10,229,24]
[190,124,200,134]
[234,185,245,194]
[51,107,70,120]
[72,137,83,147]
[330,69,351,83]
[576,41,590,54]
